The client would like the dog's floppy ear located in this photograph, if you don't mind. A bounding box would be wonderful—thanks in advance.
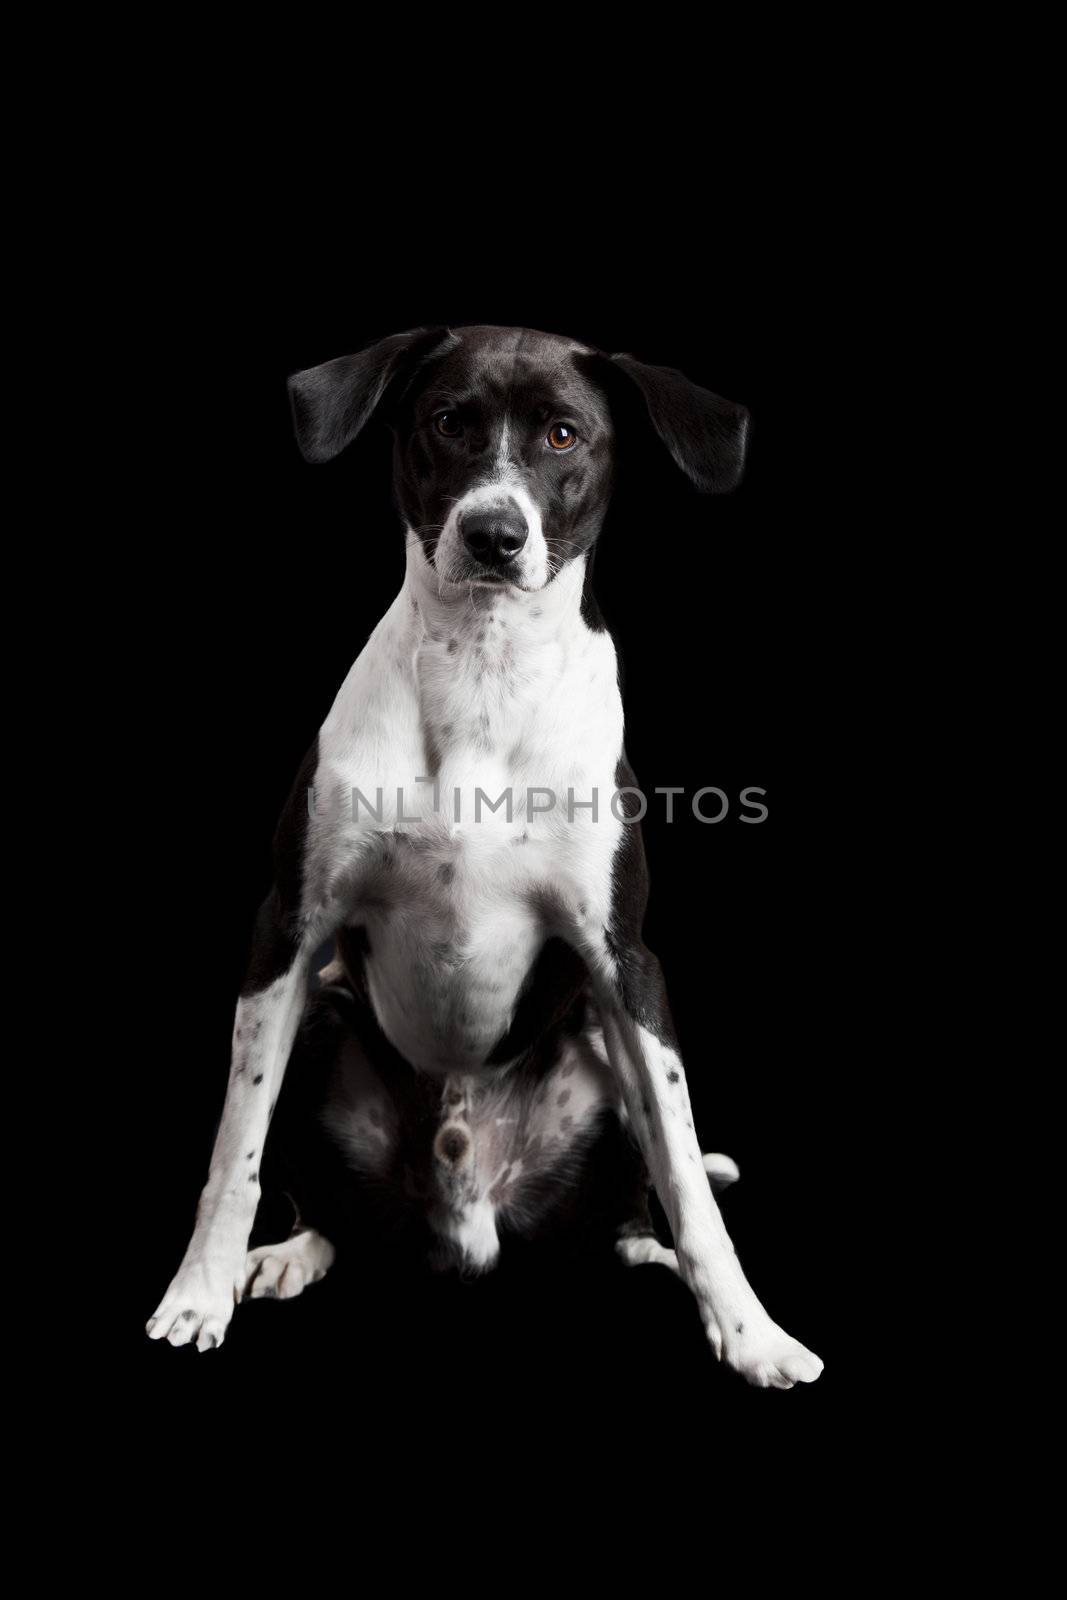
[582,349,750,494]
[287,326,458,464]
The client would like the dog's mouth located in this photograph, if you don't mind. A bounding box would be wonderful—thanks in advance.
[440,557,524,590]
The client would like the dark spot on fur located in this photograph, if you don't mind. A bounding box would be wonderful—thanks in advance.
[249,1170,259,1182]
[253,1074,264,1085]
[182,1310,195,1321]
[512,832,529,846]
[246,1150,255,1160]
[439,1128,468,1162]
[437,861,455,884]
[736,1322,745,1335]
[557,1089,571,1106]
[560,1114,574,1132]
[447,638,458,654]
[532,607,542,617]
[642,1098,651,1118]
[667,1070,680,1083]
[561,1059,575,1078]
[424,729,442,778]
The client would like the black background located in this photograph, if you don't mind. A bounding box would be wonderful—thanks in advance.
[102,187,887,1521]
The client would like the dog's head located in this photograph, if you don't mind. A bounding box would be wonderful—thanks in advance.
[288,324,749,594]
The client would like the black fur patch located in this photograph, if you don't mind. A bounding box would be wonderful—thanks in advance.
[241,737,320,997]
[603,754,679,1050]
[485,937,590,1067]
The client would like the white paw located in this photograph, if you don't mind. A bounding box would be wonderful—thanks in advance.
[702,1151,740,1190]
[243,1229,336,1301]
[716,1317,825,1389]
[616,1236,680,1273]
[146,1260,243,1352]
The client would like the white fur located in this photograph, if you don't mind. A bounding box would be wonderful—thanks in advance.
[244,1229,335,1300]
[308,539,623,1078]
[703,1151,740,1188]
[617,1237,680,1272]
[431,474,550,590]
[442,1198,500,1272]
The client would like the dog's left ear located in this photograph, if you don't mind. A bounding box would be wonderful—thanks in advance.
[287,325,458,463]
[579,349,750,494]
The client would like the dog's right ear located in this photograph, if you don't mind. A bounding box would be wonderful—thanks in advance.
[287,326,458,464]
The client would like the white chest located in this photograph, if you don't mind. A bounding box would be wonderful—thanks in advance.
[307,561,625,1074]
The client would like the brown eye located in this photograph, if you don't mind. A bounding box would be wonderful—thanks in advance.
[547,423,578,451]
[435,413,462,437]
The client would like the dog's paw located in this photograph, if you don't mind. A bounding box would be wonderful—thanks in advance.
[616,1235,680,1273]
[145,1261,242,1352]
[712,1317,825,1389]
[243,1228,336,1301]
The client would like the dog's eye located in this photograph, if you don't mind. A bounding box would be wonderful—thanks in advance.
[547,424,578,451]
[435,413,462,437]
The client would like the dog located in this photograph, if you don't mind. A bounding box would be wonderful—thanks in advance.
[146,323,824,1389]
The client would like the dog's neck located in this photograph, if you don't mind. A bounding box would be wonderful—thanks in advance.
[399,534,588,645]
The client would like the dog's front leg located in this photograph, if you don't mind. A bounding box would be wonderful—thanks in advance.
[581,926,824,1389]
[146,883,337,1352]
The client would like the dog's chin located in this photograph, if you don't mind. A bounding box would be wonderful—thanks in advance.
[435,559,541,594]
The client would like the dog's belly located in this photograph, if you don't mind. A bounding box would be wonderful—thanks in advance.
[317,990,626,1272]
[341,835,550,1075]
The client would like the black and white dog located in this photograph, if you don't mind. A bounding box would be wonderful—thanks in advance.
[146,323,824,1389]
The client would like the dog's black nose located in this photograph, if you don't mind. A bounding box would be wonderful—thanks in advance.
[461,507,529,567]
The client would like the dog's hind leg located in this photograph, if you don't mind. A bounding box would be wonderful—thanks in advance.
[616,1191,680,1273]
[243,1227,336,1301]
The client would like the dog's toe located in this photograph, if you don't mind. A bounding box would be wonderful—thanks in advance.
[243,1228,335,1302]
[719,1320,824,1388]
[146,1264,240,1351]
